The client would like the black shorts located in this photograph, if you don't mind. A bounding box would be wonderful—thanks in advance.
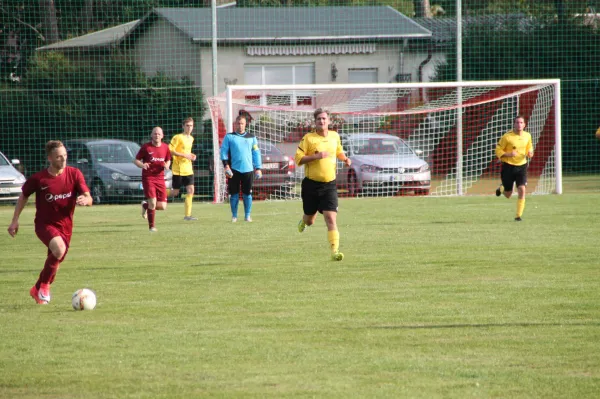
[501,163,528,191]
[227,170,253,195]
[301,178,338,215]
[172,174,194,188]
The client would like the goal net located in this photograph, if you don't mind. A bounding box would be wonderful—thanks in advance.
[207,80,561,203]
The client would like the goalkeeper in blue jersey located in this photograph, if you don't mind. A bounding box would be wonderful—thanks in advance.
[220,111,262,222]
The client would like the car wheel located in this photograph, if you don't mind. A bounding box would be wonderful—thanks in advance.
[92,181,105,204]
[414,188,430,196]
[347,170,361,197]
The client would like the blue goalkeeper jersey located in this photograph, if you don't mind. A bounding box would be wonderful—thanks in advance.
[220,132,262,173]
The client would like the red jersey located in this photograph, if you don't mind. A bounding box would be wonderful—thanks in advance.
[136,142,171,180]
[21,166,90,234]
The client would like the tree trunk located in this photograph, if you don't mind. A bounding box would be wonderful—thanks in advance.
[555,0,565,24]
[82,0,94,32]
[38,0,60,44]
[413,0,432,18]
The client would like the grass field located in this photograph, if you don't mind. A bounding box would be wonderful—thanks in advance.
[1,193,599,398]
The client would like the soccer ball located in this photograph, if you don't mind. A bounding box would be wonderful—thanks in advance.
[72,288,97,311]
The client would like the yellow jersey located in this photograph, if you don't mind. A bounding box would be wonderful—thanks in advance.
[495,130,533,166]
[169,133,194,176]
[294,131,343,183]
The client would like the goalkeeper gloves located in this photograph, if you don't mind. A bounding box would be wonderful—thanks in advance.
[225,168,233,178]
[255,170,262,179]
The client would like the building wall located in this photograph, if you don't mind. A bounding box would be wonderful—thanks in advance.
[131,19,202,86]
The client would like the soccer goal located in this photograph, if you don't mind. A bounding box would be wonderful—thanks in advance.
[207,79,561,203]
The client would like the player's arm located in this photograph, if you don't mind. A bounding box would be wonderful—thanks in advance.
[495,136,516,159]
[7,193,29,237]
[335,137,351,167]
[133,158,147,169]
[295,137,328,166]
[526,137,534,158]
[251,138,262,170]
[76,191,93,207]
[169,136,195,161]
[134,147,148,169]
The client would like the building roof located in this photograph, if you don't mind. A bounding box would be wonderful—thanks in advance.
[148,6,431,43]
[37,6,431,52]
[36,20,140,52]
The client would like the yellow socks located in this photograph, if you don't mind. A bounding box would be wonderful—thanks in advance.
[184,193,193,217]
[327,230,340,254]
[516,198,525,218]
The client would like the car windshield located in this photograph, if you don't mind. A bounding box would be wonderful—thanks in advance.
[88,142,140,163]
[350,138,413,156]
[0,152,9,166]
[258,141,282,157]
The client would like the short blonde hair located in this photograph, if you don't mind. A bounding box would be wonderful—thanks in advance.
[45,140,65,156]
[313,108,329,120]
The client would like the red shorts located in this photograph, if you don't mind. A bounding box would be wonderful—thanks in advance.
[143,179,167,202]
[36,225,71,258]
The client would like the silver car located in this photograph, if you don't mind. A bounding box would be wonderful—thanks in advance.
[64,139,173,204]
[0,151,26,202]
[338,133,431,196]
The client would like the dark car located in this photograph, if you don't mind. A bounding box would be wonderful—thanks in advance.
[64,139,173,204]
[253,139,296,199]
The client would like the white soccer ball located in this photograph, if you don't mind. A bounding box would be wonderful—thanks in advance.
[72,288,97,311]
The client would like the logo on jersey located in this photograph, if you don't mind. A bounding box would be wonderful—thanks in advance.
[46,192,73,202]
[151,157,165,162]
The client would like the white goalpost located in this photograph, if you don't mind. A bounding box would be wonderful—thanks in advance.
[207,79,561,203]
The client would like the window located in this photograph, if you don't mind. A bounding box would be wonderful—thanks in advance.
[244,64,315,107]
[348,68,378,84]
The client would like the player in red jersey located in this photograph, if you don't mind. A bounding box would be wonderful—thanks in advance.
[7,140,93,305]
[134,126,172,232]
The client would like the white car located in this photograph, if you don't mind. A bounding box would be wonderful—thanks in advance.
[0,151,26,202]
[338,133,431,196]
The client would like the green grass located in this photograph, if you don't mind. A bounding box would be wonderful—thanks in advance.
[1,194,599,398]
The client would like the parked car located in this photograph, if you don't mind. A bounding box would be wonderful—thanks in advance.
[63,139,173,204]
[337,133,431,196]
[254,139,296,198]
[0,151,26,203]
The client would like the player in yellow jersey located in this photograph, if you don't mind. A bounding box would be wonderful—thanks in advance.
[169,117,198,221]
[295,108,352,261]
[495,115,534,221]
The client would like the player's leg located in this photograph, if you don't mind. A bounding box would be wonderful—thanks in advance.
[155,182,168,211]
[183,175,197,220]
[147,197,158,231]
[501,164,514,199]
[515,165,528,221]
[298,178,318,232]
[241,172,253,222]
[144,181,158,231]
[228,172,241,222]
[32,229,69,304]
[321,182,343,261]
[170,175,181,199]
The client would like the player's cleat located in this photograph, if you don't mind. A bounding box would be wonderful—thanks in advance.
[331,251,344,261]
[495,185,503,197]
[183,216,198,221]
[29,285,49,305]
[231,217,238,223]
[298,220,307,233]
[141,201,148,219]
[38,283,51,303]
[514,217,522,222]
[149,227,158,232]
[245,217,252,222]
